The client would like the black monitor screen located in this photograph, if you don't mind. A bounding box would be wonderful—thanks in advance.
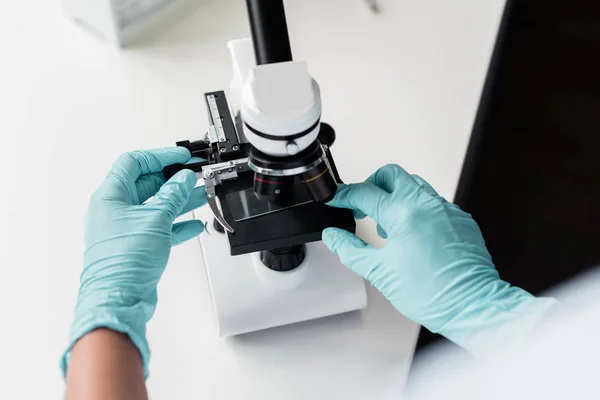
[415,0,600,351]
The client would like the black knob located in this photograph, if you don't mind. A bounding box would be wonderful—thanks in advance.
[260,245,306,272]
[176,140,210,156]
[318,122,336,146]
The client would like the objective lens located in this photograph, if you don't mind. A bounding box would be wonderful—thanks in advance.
[253,173,294,204]
[300,160,338,203]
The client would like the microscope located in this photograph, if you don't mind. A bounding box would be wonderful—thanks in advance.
[164,0,367,336]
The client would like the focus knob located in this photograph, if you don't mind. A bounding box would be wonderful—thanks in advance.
[260,245,306,272]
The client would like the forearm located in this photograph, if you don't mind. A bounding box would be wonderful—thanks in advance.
[63,148,207,392]
[65,329,148,400]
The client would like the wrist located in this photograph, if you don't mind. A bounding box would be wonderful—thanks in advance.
[437,280,558,355]
[62,302,152,379]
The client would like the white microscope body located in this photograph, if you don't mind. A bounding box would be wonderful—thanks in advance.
[194,38,367,337]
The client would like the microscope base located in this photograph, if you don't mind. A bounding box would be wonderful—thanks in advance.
[194,206,368,337]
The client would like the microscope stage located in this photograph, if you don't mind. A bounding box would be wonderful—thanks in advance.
[193,206,368,337]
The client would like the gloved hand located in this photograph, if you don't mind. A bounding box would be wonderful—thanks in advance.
[61,148,207,378]
[323,164,557,354]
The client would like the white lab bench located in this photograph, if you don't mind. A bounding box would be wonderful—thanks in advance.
[0,0,505,398]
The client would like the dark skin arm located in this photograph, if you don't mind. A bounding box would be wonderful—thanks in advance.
[65,329,148,400]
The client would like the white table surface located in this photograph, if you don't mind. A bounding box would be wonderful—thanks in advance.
[0,0,505,398]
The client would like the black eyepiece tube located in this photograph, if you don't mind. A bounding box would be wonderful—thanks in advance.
[245,0,293,65]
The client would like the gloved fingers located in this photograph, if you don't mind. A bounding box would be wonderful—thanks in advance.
[98,148,191,204]
[136,176,208,211]
[146,169,197,220]
[135,173,167,205]
[327,182,391,230]
[102,147,191,203]
[172,220,205,246]
[322,228,375,278]
[366,164,420,195]
[332,185,368,220]
[179,186,208,216]
[109,147,191,182]
[376,224,388,239]
[169,157,208,214]
[411,174,440,197]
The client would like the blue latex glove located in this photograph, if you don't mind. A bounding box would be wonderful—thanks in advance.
[323,164,558,354]
[61,148,208,378]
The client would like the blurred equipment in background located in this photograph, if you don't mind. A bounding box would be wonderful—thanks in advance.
[62,0,197,46]
[365,0,381,14]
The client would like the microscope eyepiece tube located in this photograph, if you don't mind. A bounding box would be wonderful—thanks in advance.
[246,0,293,65]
